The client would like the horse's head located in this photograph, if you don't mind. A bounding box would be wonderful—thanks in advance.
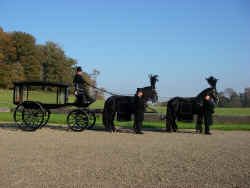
[137,87,158,103]
[138,74,159,103]
[206,76,219,104]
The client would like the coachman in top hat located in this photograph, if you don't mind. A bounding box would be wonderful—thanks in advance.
[73,66,95,104]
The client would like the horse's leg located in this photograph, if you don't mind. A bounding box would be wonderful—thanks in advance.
[104,109,113,132]
[196,114,203,133]
[105,114,111,131]
[111,112,116,132]
[102,110,108,131]
[204,110,212,135]
[166,108,172,132]
[172,115,178,132]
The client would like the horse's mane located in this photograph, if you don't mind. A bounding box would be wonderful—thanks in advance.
[196,88,212,99]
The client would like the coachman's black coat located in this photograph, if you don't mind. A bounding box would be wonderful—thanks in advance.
[73,74,94,104]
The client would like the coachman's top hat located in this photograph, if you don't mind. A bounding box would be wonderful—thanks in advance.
[76,66,82,72]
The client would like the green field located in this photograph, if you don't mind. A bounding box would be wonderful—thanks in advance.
[1,90,250,116]
[150,105,250,116]
[0,89,104,109]
[0,112,249,131]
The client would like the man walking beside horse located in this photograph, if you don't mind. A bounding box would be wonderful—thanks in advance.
[134,89,146,134]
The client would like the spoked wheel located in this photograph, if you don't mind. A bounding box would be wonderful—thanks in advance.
[40,109,51,128]
[13,103,25,127]
[87,111,96,129]
[67,109,88,131]
[18,102,45,131]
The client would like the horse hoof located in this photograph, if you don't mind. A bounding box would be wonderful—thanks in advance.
[205,132,212,135]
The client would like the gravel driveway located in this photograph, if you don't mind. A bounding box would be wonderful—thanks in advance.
[0,123,250,188]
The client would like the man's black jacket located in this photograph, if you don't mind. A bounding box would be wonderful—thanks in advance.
[73,74,88,91]
[134,95,146,121]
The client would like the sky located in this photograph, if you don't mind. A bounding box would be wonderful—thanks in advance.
[1,0,250,100]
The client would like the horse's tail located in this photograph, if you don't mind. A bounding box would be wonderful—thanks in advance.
[102,97,115,130]
[102,98,110,130]
[166,104,171,131]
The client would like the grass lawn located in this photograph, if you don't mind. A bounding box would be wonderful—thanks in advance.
[1,112,250,131]
[150,105,250,116]
[0,89,104,109]
[0,90,14,108]
[1,89,250,115]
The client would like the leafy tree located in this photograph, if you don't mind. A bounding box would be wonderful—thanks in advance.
[0,29,25,88]
[11,32,41,80]
[242,88,250,107]
[38,41,76,85]
[0,28,96,92]
[217,92,230,107]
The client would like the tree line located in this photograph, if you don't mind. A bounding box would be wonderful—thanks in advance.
[0,27,104,99]
[157,88,250,108]
[218,88,250,108]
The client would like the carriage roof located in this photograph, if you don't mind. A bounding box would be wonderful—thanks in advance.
[13,81,70,88]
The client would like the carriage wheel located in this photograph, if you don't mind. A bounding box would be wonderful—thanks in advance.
[67,109,88,131]
[40,109,51,128]
[87,112,96,129]
[20,102,45,131]
[13,103,25,127]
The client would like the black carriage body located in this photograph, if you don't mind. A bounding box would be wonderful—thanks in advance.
[13,81,70,108]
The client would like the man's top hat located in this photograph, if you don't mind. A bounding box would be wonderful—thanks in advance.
[76,66,82,72]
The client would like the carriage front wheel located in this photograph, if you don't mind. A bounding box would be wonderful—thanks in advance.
[67,109,88,131]
[87,111,96,129]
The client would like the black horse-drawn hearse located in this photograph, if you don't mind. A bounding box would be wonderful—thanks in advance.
[13,81,97,131]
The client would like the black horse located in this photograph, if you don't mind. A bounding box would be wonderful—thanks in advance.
[103,75,159,132]
[166,76,219,133]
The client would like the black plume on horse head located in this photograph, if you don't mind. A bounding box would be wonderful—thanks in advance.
[206,76,218,88]
[149,74,159,89]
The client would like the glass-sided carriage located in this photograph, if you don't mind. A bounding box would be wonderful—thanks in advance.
[13,81,97,131]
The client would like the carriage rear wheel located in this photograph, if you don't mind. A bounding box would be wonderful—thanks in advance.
[13,103,25,127]
[14,102,45,131]
[87,111,96,129]
[67,109,88,131]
